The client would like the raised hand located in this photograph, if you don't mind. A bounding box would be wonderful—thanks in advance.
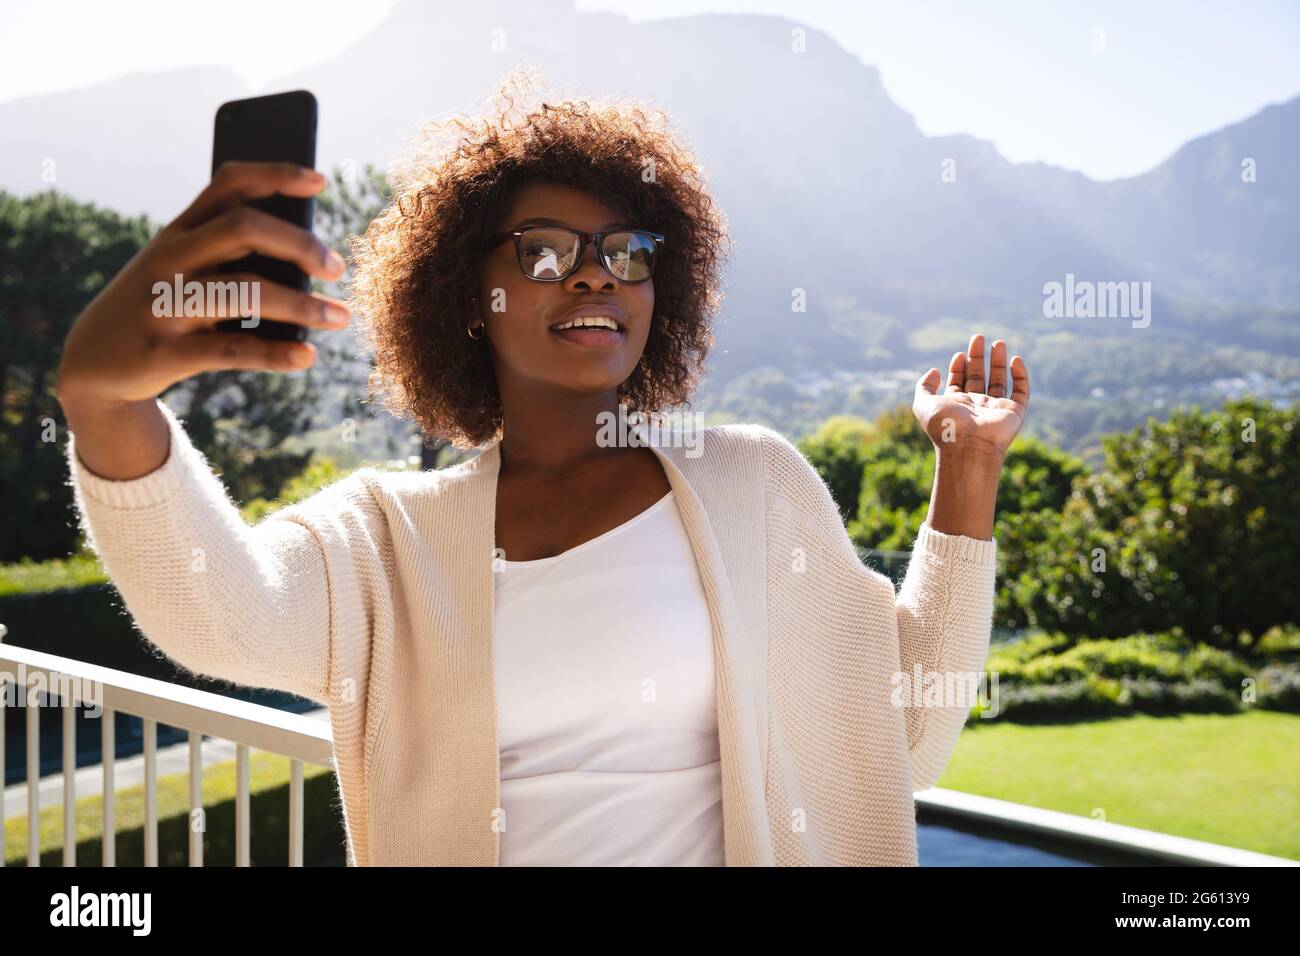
[913,333,1030,459]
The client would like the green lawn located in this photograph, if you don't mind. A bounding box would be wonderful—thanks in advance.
[8,709,1297,864]
[939,709,1300,860]
[5,750,346,866]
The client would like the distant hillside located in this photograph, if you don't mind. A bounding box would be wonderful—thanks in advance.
[4,0,1296,454]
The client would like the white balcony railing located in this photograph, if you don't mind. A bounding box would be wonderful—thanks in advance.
[0,624,335,866]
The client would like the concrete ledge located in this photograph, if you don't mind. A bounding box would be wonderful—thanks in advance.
[916,786,1299,867]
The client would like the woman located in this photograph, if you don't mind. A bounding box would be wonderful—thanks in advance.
[56,76,1028,866]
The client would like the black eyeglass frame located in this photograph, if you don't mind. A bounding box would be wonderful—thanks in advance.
[485,225,666,283]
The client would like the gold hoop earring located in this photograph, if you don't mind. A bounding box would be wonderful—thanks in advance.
[467,320,485,340]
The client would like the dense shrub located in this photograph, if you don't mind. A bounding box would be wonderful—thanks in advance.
[971,630,1299,722]
[1256,663,1300,712]
[803,399,1299,645]
[1004,398,1300,643]
[1255,624,1300,661]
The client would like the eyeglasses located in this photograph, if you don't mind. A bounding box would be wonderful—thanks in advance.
[485,225,664,283]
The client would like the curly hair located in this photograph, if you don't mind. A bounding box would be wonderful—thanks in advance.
[347,67,731,450]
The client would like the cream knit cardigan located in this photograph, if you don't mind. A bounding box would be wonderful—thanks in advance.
[65,398,997,866]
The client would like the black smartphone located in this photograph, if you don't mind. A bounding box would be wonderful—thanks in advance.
[211,90,318,341]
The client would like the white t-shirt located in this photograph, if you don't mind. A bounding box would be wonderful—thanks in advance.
[492,489,725,866]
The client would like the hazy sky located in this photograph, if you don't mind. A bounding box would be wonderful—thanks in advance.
[4,0,1297,180]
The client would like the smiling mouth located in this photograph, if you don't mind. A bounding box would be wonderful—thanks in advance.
[548,315,626,349]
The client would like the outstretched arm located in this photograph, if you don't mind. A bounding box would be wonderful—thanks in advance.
[53,160,363,702]
[900,333,1030,789]
[66,397,383,706]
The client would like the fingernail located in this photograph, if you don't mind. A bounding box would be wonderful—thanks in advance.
[324,247,346,272]
[323,302,350,325]
[289,344,312,365]
[304,168,326,183]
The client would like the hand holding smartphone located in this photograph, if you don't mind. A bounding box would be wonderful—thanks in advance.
[57,84,347,458]
[211,90,320,341]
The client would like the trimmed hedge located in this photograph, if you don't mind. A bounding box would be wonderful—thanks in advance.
[972,627,1300,722]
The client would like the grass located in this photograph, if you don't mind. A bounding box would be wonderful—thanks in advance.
[939,708,1300,860]
[0,551,108,596]
[8,707,1296,864]
[5,749,347,866]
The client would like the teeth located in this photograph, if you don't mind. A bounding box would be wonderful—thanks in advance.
[552,316,620,332]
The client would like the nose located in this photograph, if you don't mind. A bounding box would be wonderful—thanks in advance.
[563,240,618,292]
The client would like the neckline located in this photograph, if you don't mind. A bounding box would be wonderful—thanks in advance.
[497,489,676,568]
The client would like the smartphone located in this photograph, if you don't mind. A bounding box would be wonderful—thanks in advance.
[211,90,319,341]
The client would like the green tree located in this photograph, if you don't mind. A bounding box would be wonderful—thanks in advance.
[1,170,394,562]
[169,162,401,501]
[994,435,1086,513]
[848,431,934,551]
[796,404,1086,624]
[315,163,392,254]
[0,190,152,561]
[310,165,444,465]
[1009,398,1300,645]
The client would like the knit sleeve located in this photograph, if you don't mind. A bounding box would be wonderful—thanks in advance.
[754,423,996,792]
[894,523,996,791]
[65,397,387,706]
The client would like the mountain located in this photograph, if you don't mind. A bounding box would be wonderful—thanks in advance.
[3,0,1296,450]
[0,66,252,224]
[1024,99,1300,307]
